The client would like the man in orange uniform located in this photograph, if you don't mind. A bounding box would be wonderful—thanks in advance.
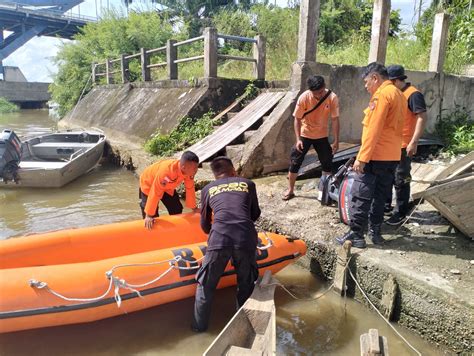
[336,63,406,248]
[139,151,199,230]
[385,65,428,225]
[283,75,340,200]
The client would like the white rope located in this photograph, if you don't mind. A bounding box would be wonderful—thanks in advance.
[69,72,93,120]
[28,255,205,307]
[258,232,274,251]
[347,268,422,356]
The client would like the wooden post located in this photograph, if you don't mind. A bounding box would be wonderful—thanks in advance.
[297,0,320,62]
[120,54,129,83]
[360,329,389,356]
[204,27,218,78]
[429,12,450,72]
[91,62,96,84]
[368,0,391,64]
[140,48,151,82]
[105,58,112,84]
[167,39,178,80]
[253,35,266,80]
[334,240,352,295]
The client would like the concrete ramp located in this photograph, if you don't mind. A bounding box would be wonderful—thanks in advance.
[187,91,285,163]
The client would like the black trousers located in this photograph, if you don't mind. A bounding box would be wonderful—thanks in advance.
[349,161,397,233]
[139,188,183,218]
[192,248,258,331]
[393,149,412,216]
[289,136,333,173]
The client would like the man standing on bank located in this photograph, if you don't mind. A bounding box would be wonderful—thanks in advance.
[336,63,406,248]
[283,75,340,200]
[192,156,261,332]
[385,65,428,225]
[139,151,199,230]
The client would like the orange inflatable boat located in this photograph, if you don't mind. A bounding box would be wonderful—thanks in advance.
[0,214,306,333]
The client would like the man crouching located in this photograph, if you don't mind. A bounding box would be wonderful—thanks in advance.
[191,156,261,332]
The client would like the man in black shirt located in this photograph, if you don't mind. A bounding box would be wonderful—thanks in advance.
[191,156,261,332]
[385,65,428,226]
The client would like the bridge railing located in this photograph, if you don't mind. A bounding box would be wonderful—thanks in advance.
[92,27,266,84]
[0,1,97,22]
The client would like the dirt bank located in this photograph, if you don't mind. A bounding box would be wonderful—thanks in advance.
[253,175,473,354]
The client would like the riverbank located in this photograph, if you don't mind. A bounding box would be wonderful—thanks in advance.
[103,142,473,353]
[253,175,473,354]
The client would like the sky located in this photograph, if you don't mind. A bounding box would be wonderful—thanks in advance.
[3,0,431,83]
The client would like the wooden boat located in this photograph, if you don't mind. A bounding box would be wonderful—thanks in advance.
[204,270,277,356]
[423,175,474,239]
[0,129,106,188]
[0,214,306,333]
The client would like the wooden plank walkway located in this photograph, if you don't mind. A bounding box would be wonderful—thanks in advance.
[186,91,285,163]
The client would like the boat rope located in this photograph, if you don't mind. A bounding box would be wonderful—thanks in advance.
[268,255,353,302]
[347,268,422,356]
[257,234,273,251]
[70,72,93,120]
[28,255,204,307]
[27,236,274,307]
[271,255,421,356]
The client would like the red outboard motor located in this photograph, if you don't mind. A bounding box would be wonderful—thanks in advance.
[337,171,355,225]
[320,157,355,225]
[0,129,22,183]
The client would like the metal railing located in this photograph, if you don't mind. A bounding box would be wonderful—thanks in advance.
[0,1,97,22]
[92,27,266,84]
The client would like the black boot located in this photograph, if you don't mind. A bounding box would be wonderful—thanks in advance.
[369,224,385,245]
[335,230,367,249]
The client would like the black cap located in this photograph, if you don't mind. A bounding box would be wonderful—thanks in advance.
[387,65,407,80]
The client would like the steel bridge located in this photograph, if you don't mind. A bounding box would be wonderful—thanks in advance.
[0,0,95,78]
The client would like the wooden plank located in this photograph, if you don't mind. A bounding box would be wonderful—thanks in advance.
[211,93,247,124]
[333,240,351,295]
[187,91,285,163]
[423,176,474,238]
[203,270,277,356]
[435,151,474,181]
[360,329,389,356]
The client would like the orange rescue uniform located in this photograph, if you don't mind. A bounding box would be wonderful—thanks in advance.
[401,85,420,148]
[293,89,340,139]
[140,159,196,217]
[357,80,407,163]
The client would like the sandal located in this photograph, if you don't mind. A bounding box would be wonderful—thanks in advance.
[282,191,295,201]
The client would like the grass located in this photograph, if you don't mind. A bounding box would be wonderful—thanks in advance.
[435,105,474,155]
[0,97,19,114]
[145,111,216,157]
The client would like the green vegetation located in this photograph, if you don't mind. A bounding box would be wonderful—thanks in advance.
[435,105,473,155]
[0,97,19,113]
[50,0,473,161]
[145,111,216,157]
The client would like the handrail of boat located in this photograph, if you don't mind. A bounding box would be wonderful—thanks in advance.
[68,149,84,161]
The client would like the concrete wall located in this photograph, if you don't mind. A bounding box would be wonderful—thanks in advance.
[4,66,27,82]
[0,81,51,104]
[239,62,474,177]
[60,78,250,145]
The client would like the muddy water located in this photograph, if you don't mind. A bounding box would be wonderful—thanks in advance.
[0,111,442,355]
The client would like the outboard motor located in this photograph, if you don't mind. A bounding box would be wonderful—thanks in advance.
[0,129,22,183]
[320,157,355,225]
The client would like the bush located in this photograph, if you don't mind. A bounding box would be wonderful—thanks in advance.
[0,97,19,113]
[145,111,216,157]
[435,105,473,155]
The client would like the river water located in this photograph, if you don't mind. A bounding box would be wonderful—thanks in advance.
[0,110,442,355]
